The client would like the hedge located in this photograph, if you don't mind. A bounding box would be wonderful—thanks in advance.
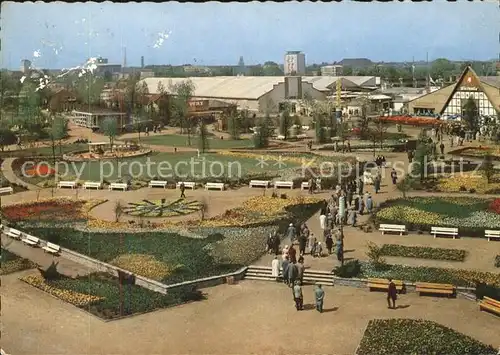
[356,319,496,355]
[379,244,467,262]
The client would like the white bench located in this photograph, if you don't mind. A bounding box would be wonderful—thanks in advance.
[485,229,500,241]
[176,181,196,190]
[276,135,286,140]
[379,224,407,236]
[296,134,308,140]
[301,181,310,190]
[6,228,22,239]
[205,182,225,191]
[0,187,13,195]
[83,181,102,189]
[108,183,128,191]
[431,226,459,239]
[57,181,77,189]
[249,180,271,188]
[301,125,310,131]
[42,242,61,254]
[148,180,168,189]
[274,181,294,189]
[21,234,40,247]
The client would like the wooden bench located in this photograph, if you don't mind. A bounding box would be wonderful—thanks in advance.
[379,224,407,236]
[431,226,458,239]
[83,181,102,190]
[301,181,310,190]
[21,234,40,247]
[249,180,271,188]
[367,278,404,292]
[57,181,77,189]
[479,296,500,317]
[176,181,196,190]
[274,181,293,189]
[108,183,128,191]
[5,228,22,239]
[415,282,455,297]
[148,180,168,189]
[485,229,500,241]
[0,187,13,195]
[205,182,225,191]
[42,242,61,255]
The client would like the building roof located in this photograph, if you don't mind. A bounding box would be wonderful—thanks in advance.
[479,76,500,88]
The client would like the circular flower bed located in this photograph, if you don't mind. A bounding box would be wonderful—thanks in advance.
[374,197,500,236]
[123,199,202,218]
[489,198,500,214]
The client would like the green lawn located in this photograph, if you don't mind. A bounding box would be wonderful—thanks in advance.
[51,152,298,181]
[135,134,254,149]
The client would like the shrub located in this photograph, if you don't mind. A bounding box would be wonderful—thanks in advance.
[475,282,500,301]
[0,249,37,275]
[495,255,500,268]
[365,242,387,270]
[379,244,467,262]
[357,319,497,355]
[333,259,361,278]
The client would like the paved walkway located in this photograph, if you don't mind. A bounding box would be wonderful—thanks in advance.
[1,277,498,355]
[1,158,39,190]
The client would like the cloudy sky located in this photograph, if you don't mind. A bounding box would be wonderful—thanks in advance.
[1,1,498,69]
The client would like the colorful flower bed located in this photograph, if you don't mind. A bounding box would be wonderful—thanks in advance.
[437,172,500,194]
[378,115,442,126]
[449,146,500,160]
[357,319,496,355]
[379,244,467,262]
[123,199,202,218]
[489,198,500,214]
[374,197,500,236]
[109,254,182,281]
[1,249,38,275]
[20,272,204,320]
[2,198,107,222]
[334,261,500,287]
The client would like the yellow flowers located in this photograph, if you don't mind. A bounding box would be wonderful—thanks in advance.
[376,206,442,225]
[20,274,103,306]
[437,172,500,193]
[110,254,181,281]
[217,151,307,165]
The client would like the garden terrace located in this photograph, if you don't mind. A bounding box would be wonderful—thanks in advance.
[374,197,500,236]
[0,248,37,275]
[379,244,467,262]
[20,271,205,320]
[436,172,500,194]
[356,319,497,355]
[334,260,500,288]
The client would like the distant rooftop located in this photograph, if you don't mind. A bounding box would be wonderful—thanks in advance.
[286,51,303,55]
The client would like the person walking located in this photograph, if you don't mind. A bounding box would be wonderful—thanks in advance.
[358,198,365,215]
[288,244,297,264]
[308,233,316,255]
[296,257,305,285]
[282,256,290,285]
[439,142,445,155]
[272,232,280,255]
[288,261,298,287]
[336,237,343,262]
[286,223,296,243]
[314,284,325,313]
[374,176,381,194]
[358,177,364,195]
[348,209,357,227]
[293,281,304,311]
[353,196,360,211]
[298,233,307,256]
[387,278,398,309]
[391,168,398,185]
[319,212,327,231]
[180,182,186,198]
[325,233,333,255]
[271,256,281,282]
[366,194,373,214]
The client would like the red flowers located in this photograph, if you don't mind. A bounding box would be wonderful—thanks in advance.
[489,199,500,214]
[3,200,85,221]
[379,116,441,126]
[24,164,56,177]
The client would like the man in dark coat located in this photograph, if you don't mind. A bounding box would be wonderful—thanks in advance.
[287,262,298,287]
[288,244,297,264]
[298,234,307,256]
[387,278,398,309]
[282,256,290,285]
[272,233,280,255]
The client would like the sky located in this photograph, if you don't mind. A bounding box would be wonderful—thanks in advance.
[1,1,499,70]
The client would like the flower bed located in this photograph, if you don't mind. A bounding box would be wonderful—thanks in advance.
[378,115,442,126]
[1,249,38,275]
[356,319,496,355]
[379,244,467,262]
[20,272,205,320]
[437,172,500,194]
[109,254,182,281]
[123,199,202,217]
[489,198,500,214]
[374,197,500,236]
[449,146,500,160]
[2,198,107,222]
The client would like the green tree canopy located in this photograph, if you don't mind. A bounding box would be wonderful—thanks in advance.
[101,117,118,152]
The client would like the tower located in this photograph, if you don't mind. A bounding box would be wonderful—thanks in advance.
[141,56,144,68]
[284,51,306,76]
[236,56,246,76]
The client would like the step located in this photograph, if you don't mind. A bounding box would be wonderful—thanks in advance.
[244,276,334,286]
[245,273,332,283]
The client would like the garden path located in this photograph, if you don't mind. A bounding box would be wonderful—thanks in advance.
[0,157,39,190]
[2,276,498,355]
[1,235,94,277]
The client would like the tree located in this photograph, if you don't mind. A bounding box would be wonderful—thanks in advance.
[198,119,209,153]
[342,66,353,76]
[0,127,17,151]
[412,132,433,181]
[238,109,254,133]
[430,58,456,80]
[253,116,270,149]
[227,110,240,140]
[481,152,495,184]
[75,75,105,106]
[169,80,195,141]
[463,96,479,132]
[46,115,68,163]
[262,62,283,76]
[396,175,413,198]
[314,113,327,144]
[292,115,302,136]
[279,105,292,140]
[101,117,118,152]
